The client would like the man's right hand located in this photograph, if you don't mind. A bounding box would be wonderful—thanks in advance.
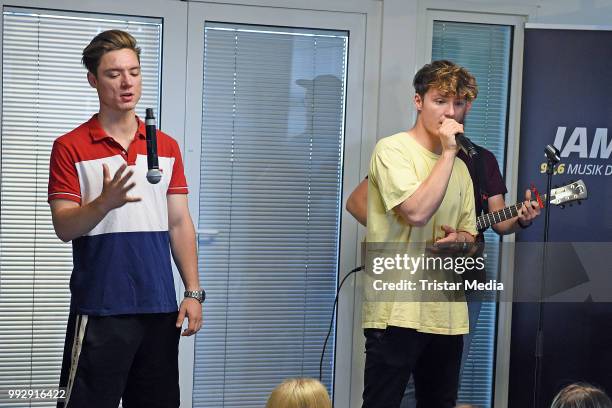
[97,163,141,212]
[438,118,463,153]
[50,163,141,242]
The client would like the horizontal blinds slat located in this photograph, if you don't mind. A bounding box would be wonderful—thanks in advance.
[0,10,162,404]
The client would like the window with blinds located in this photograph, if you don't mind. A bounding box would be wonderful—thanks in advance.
[0,8,161,407]
[432,20,513,407]
[193,23,348,407]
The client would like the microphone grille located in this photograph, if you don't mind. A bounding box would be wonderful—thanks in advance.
[146,169,162,184]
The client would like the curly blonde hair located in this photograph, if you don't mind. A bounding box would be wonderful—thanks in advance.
[413,60,478,101]
[266,378,332,408]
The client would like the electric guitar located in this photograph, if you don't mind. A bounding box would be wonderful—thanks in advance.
[476,179,588,231]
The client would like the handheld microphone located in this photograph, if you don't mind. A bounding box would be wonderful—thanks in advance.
[455,133,478,158]
[145,108,162,184]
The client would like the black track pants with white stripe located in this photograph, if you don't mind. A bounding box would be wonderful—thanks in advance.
[57,312,180,408]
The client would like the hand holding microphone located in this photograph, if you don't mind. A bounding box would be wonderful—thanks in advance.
[438,118,464,153]
[145,108,162,184]
[439,118,478,157]
[455,133,478,158]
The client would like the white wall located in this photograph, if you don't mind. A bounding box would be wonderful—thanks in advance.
[492,0,612,25]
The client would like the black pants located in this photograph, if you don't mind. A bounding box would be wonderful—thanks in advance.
[57,312,180,408]
[362,326,463,408]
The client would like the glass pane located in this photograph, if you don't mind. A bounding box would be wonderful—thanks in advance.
[194,23,348,407]
[432,20,513,408]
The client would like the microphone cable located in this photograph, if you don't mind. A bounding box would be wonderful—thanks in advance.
[319,265,364,382]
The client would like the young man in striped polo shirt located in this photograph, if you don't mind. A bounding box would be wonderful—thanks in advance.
[48,30,203,408]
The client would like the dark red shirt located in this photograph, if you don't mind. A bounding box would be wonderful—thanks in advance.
[457,147,507,218]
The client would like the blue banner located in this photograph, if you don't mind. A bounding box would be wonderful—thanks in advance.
[516,28,612,242]
[510,27,612,407]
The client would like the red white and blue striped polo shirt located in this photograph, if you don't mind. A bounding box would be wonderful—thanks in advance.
[48,114,188,316]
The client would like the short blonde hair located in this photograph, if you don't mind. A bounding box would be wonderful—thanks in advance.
[551,383,612,408]
[266,378,332,408]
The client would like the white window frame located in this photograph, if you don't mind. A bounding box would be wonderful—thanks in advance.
[0,0,188,182]
[415,3,536,407]
[182,2,381,408]
[0,0,188,404]
[0,0,382,406]
[0,0,188,150]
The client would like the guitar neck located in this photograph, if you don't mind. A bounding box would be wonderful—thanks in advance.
[476,195,546,231]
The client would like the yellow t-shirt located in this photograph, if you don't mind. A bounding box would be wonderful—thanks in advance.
[363,131,477,335]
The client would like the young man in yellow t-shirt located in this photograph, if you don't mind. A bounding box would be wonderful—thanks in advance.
[362,60,479,408]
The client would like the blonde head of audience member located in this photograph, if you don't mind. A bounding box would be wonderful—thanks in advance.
[266,378,331,408]
[551,383,612,408]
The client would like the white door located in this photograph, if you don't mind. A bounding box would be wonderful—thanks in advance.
[182,3,367,407]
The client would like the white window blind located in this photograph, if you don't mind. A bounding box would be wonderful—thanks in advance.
[0,8,161,407]
[193,23,347,407]
[432,20,512,407]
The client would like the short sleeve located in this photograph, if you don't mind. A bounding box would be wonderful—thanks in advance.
[167,138,189,195]
[48,140,81,204]
[457,172,478,236]
[369,142,420,213]
[484,149,507,197]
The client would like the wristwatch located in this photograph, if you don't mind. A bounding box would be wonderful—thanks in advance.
[184,289,206,303]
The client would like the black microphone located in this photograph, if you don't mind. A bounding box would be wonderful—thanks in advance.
[456,133,478,158]
[145,108,162,184]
